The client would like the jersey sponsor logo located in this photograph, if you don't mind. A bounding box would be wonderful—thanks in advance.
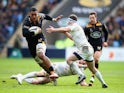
[90,31,101,38]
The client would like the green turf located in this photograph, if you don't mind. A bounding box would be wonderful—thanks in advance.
[0,58,124,93]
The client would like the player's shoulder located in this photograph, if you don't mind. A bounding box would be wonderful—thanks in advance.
[24,16,30,21]
[38,13,45,19]
[85,21,103,28]
[96,21,103,26]
[86,22,93,28]
[23,16,30,25]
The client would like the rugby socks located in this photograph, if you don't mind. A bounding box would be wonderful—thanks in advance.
[24,78,34,84]
[90,63,99,82]
[95,71,106,85]
[70,62,85,77]
[49,66,55,75]
[95,63,99,69]
[22,72,37,80]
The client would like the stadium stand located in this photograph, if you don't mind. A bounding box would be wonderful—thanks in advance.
[0,0,62,57]
[0,0,124,57]
[0,0,39,51]
[43,0,124,47]
[106,6,124,47]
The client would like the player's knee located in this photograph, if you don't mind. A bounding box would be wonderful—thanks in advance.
[66,59,71,65]
[32,80,40,84]
[94,57,99,63]
[94,55,100,62]
[37,52,45,59]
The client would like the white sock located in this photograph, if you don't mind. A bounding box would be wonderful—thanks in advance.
[22,72,37,80]
[95,71,106,85]
[70,62,85,77]
[24,78,34,84]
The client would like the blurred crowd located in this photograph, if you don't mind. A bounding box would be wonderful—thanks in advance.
[0,0,123,52]
[41,0,62,14]
[0,0,38,51]
[106,7,124,47]
[0,0,62,51]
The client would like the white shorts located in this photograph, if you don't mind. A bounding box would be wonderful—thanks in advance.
[36,43,46,54]
[35,43,46,63]
[78,45,94,62]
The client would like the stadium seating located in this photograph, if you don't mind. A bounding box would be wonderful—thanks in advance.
[0,0,39,51]
[0,0,123,58]
[0,0,62,52]
[106,6,124,47]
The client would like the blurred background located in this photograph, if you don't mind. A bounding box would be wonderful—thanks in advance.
[0,0,124,61]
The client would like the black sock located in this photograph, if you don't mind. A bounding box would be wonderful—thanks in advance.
[95,63,99,69]
[49,66,54,72]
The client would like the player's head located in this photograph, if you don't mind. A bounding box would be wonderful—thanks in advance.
[29,7,38,22]
[67,14,77,25]
[89,11,97,24]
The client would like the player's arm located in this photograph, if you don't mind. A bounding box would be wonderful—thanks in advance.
[43,14,63,22]
[102,24,108,47]
[46,26,71,33]
[63,32,73,40]
[46,26,73,40]
[22,20,34,37]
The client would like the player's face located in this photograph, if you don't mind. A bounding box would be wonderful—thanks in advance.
[89,14,97,24]
[67,18,75,25]
[29,11,38,22]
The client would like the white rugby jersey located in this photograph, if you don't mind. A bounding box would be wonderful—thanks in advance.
[67,23,91,48]
[53,62,84,77]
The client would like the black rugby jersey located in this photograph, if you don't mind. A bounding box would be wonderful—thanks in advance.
[22,13,53,58]
[84,21,108,47]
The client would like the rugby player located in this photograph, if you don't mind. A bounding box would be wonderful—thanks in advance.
[84,11,108,85]
[22,7,62,84]
[11,61,88,86]
[46,14,108,88]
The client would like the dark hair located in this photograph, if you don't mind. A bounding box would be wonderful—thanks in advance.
[30,7,37,12]
[69,14,78,21]
[89,11,97,17]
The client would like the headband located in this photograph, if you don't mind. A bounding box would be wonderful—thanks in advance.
[67,18,77,23]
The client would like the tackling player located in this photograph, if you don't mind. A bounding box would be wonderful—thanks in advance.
[84,11,108,85]
[11,61,88,86]
[46,14,108,88]
[22,7,62,84]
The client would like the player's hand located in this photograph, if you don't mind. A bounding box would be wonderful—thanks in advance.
[38,27,42,33]
[46,26,54,33]
[53,15,63,22]
[103,42,108,47]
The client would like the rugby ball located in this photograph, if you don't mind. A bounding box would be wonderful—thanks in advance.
[29,26,41,32]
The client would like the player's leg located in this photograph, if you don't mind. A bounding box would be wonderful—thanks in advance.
[90,50,102,84]
[24,77,50,84]
[83,45,107,88]
[17,72,37,85]
[66,53,86,84]
[94,51,102,69]
[36,43,58,79]
[11,73,23,85]
[86,61,108,88]
[11,70,48,85]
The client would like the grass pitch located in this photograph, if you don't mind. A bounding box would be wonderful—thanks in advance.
[0,58,124,93]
